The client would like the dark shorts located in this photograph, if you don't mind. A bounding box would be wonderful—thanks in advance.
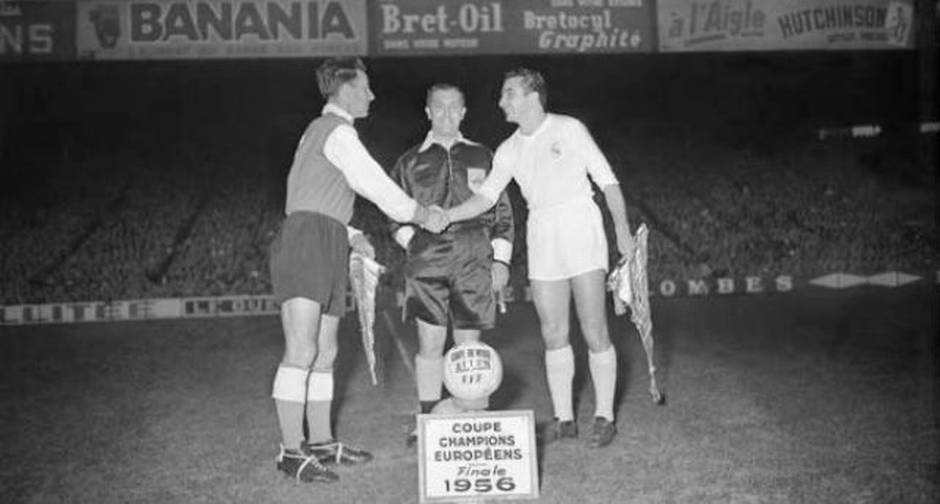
[269,211,348,316]
[403,226,495,330]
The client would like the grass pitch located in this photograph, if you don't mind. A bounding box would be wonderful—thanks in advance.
[1,288,937,503]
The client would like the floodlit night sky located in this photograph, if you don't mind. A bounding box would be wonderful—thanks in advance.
[0,51,925,185]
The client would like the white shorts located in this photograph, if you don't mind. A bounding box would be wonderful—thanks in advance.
[526,197,608,281]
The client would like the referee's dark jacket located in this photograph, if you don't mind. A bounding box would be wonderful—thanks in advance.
[389,132,514,263]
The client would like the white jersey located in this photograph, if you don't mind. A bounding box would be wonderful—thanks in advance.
[478,114,620,280]
[478,113,618,210]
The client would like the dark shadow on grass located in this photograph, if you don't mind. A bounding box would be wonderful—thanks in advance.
[328,317,361,437]
[606,313,634,417]
[567,322,588,420]
[647,300,674,406]
[487,367,522,411]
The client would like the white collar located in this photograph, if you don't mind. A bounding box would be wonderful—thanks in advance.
[322,102,354,123]
[517,113,552,141]
[418,130,476,153]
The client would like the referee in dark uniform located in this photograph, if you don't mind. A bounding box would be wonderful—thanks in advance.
[390,83,514,446]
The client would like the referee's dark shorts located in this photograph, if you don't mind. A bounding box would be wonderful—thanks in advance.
[269,211,349,317]
[403,225,495,330]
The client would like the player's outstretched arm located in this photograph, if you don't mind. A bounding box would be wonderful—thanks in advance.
[449,148,512,224]
[325,125,422,223]
[602,183,635,258]
[446,193,495,223]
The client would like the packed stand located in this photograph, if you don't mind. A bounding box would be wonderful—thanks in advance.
[0,162,128,304]
[0,127,935,306]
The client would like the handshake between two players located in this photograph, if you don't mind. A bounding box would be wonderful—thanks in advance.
[268,57,635,484]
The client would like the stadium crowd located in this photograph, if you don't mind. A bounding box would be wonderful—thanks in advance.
[0,122,934,306]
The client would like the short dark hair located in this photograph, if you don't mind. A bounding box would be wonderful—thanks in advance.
[505,67,546,108]
[316,57,366,99]
[426,83,465,107]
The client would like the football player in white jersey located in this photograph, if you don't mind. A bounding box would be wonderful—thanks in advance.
[445,68,635,448]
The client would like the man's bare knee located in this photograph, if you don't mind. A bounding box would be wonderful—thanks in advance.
[280,297,321,368]
[540,321,570,350]
[579,316,610,345]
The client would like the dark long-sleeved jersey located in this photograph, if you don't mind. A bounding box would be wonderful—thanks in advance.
[390,135,514,261]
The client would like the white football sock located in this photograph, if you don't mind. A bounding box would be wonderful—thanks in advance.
[545,346,575,421]
[306,371,334,443]
[415,354,445,403]
[589,346,617,421]
[272,364,308,449]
